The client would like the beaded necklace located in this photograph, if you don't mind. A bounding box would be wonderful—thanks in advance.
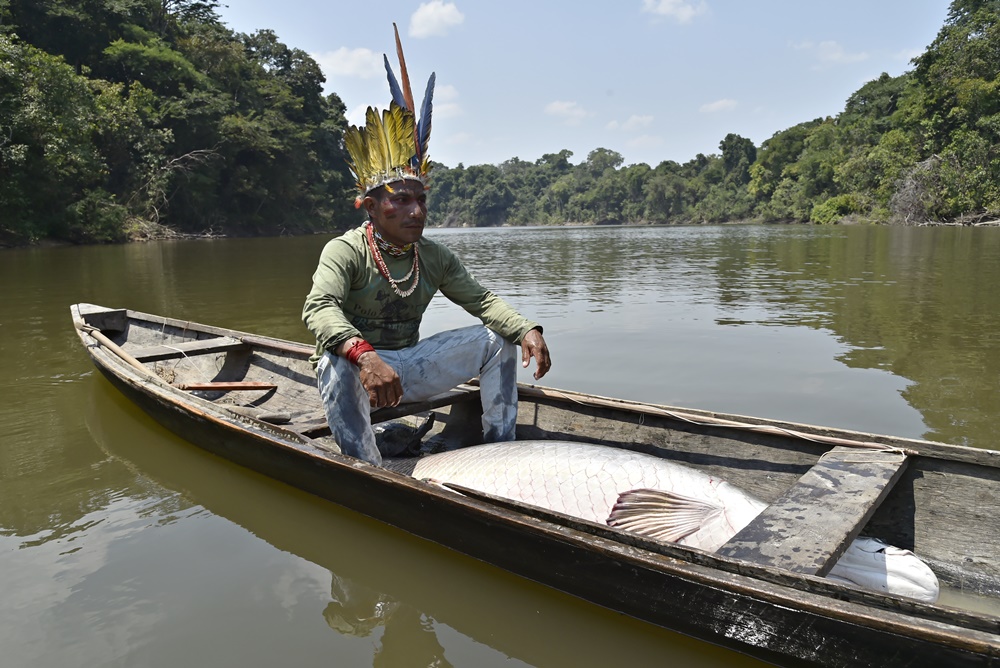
[371,225,413,257]
[366,221,420,298]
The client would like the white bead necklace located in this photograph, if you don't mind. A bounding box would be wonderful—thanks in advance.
[366,222,420,298]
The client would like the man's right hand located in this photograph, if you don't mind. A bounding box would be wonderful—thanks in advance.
[337,337,404,408]
[357,351,403,408]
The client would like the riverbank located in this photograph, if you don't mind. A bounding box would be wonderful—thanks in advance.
[5,214,993,250]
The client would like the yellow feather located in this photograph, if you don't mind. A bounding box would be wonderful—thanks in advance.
[343,123,366,188]
[380,107,398,172]
[345,103,421,194]
[344,26,434,199]
[364,106,388,180]
[385,104,415,172]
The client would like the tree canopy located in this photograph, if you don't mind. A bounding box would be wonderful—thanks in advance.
[0,0,353,245]
[2,0,999,245]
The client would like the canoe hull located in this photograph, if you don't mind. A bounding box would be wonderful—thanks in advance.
[74,303,1000,667]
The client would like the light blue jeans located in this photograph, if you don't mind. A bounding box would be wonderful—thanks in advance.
[316,325,518,465]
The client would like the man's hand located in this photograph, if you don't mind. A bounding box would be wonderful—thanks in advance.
[357,352,403,407]
[337,337,403,407]
[520,328,551,380]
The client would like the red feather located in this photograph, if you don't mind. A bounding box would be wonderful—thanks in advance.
[393,23,416,113]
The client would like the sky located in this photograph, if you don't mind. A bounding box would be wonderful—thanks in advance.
[217,0,953,169]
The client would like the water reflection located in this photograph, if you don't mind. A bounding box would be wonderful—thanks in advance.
[428,225,1000,447]
[71,378,763,668]
[325,576,452,667]
[4,224,1000,666]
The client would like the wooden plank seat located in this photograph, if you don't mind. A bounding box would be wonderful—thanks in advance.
[296,386,481,437]
[716,446,909,576]
[130,336,247,362]
[373,386,481,422]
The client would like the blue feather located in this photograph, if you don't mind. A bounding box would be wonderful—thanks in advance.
[415,72,435,164]
[384,55,408,110]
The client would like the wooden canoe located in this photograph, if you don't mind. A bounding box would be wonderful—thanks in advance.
[70,303,1000,666]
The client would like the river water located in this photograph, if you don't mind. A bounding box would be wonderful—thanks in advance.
[3,224,999,667]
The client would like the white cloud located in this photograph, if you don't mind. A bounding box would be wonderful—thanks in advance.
[346,103,370,127]
[433,83,462,118]
[311,47,382,79]
[641,0,707,23]
[816,40,869,64]
[410,1,465,38]
[699,98,737,113]
[626,134,663,149]
[792,40,869,66]
[607,114,654,131]
[545,100,589,125]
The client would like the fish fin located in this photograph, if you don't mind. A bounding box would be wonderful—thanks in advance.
[828,537,940,603]
[420,478,455,492]
[607,488,723,543]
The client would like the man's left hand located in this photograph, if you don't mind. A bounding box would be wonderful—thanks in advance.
[520,328,551,380]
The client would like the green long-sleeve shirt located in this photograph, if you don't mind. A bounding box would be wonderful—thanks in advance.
[302,224,539,362]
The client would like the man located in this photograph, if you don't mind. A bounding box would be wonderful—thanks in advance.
[302,29,550,465]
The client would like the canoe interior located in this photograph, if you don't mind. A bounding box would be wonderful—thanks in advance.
[74,305,1000,627]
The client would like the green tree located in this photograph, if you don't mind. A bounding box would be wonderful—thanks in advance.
[719,133,756,185]
[470,182,514,226]
[583,147,623,176]
[643,161,688,221]
[102,28,208,96]
[903,0,1000,218]
[5,0,151,73]
[748,120,822,202]
[0,37,107,243]
[1,0,353,244]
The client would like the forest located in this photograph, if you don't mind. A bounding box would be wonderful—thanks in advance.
[1,0,998,246]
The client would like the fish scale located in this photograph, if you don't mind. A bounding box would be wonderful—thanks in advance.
[410,440,762,550]
[409,440,940,602]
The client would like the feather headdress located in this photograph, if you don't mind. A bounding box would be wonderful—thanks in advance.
[344,23,436,207]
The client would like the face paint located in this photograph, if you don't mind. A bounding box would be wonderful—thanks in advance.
[366,180,427,247]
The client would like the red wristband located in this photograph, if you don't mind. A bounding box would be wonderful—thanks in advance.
[345,340,376,366]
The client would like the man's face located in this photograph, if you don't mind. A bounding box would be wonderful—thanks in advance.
[365,180,427,247]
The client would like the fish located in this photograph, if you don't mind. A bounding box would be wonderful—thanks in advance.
[404,440,940,602]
